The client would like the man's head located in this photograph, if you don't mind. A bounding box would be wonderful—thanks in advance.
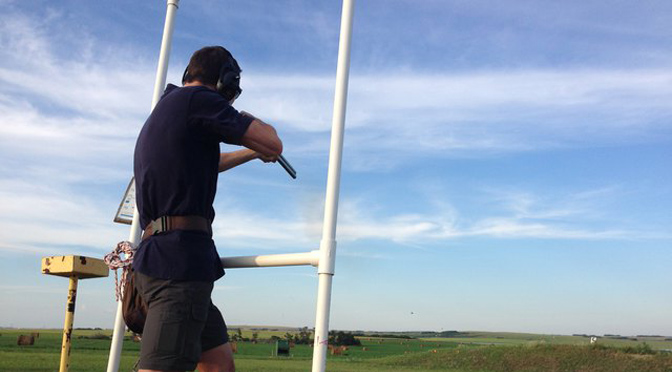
[182,46,242,102]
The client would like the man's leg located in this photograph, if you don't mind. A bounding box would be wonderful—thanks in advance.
[197,343,235,372]
[135,273,213,372]
[198,301,233,372]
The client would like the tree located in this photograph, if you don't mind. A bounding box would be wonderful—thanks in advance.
[296,327,313,345]
[329,331,361,346]
[229,328,243,342]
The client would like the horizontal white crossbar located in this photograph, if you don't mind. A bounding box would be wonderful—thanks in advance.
[221,250,320,268]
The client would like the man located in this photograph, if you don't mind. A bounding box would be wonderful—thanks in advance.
[133,46,282,372]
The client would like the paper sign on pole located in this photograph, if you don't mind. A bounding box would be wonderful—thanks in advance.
[113,179,135,225]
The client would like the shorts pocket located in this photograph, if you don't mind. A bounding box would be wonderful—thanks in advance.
[183,303,209,361]
[156,309,187,355]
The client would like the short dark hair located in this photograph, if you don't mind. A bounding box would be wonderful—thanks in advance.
[183,46,241,86]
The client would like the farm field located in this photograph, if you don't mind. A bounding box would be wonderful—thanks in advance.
[419,330,672,351]
[2,328,671,372]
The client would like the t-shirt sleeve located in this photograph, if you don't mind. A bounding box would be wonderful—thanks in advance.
[188,88,253,145]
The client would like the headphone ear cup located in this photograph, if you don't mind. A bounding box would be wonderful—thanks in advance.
[216,69,241,101]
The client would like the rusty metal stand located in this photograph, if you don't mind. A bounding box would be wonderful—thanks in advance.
[42,255,109,372]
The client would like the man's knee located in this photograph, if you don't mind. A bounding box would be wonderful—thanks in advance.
[198,343,235,372]
[223,357,235,372]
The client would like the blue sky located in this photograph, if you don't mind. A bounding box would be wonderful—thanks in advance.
[0,0,670,336]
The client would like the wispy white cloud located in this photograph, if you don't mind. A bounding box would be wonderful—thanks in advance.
[0,9,154,178]
[0,178,126,256]
[240,69,672,173]
[333,197,635,242]
[463,218,632,240]
[205,185,667,256]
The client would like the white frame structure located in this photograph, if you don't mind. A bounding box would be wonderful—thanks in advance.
[105,1,355,372]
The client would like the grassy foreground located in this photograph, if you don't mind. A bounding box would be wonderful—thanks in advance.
[2,329,671,372]
[382,343,672,372]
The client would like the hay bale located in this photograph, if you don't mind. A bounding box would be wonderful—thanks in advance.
[17,335,35,346]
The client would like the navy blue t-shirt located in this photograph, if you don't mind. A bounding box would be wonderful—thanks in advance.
[133,84,253,281]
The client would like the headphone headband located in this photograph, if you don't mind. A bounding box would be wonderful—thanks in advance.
[182,47,242,102]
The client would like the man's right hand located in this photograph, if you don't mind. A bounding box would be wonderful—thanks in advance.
[257,152,278,163]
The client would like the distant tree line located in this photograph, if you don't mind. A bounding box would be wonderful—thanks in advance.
[349,330,466,339]
[329,330,361,346]
[366,333,413,339]
[437,331,465,338]
[282,327,314,345]
[228,327,362,346]
[229,329,260,343]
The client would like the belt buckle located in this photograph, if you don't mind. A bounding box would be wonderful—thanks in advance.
[149,216,170,237]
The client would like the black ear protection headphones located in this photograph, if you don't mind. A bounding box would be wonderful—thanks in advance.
[182,47,242,102]
[215,56,242,102]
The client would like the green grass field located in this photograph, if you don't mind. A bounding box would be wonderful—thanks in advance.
[423,331,672,351]
[2,328,671,372]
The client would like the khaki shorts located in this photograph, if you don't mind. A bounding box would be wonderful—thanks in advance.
[135,272,229,371]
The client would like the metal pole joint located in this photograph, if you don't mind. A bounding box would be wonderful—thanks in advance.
[317,239,337,275]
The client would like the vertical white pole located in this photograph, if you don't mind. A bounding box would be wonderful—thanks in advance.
[105,1,180,372]
[149,0,181,109]
[311,0,355,371]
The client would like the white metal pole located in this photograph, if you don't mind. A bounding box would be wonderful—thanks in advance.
[106,1,180,372]
[311,0,355,371]
[221,251,320,268]
[150,0,180,109]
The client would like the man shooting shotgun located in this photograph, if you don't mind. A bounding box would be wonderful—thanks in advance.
[133,46,285,372]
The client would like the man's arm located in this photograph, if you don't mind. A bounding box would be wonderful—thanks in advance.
[218,149,276,172]
[240,112,283,158]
